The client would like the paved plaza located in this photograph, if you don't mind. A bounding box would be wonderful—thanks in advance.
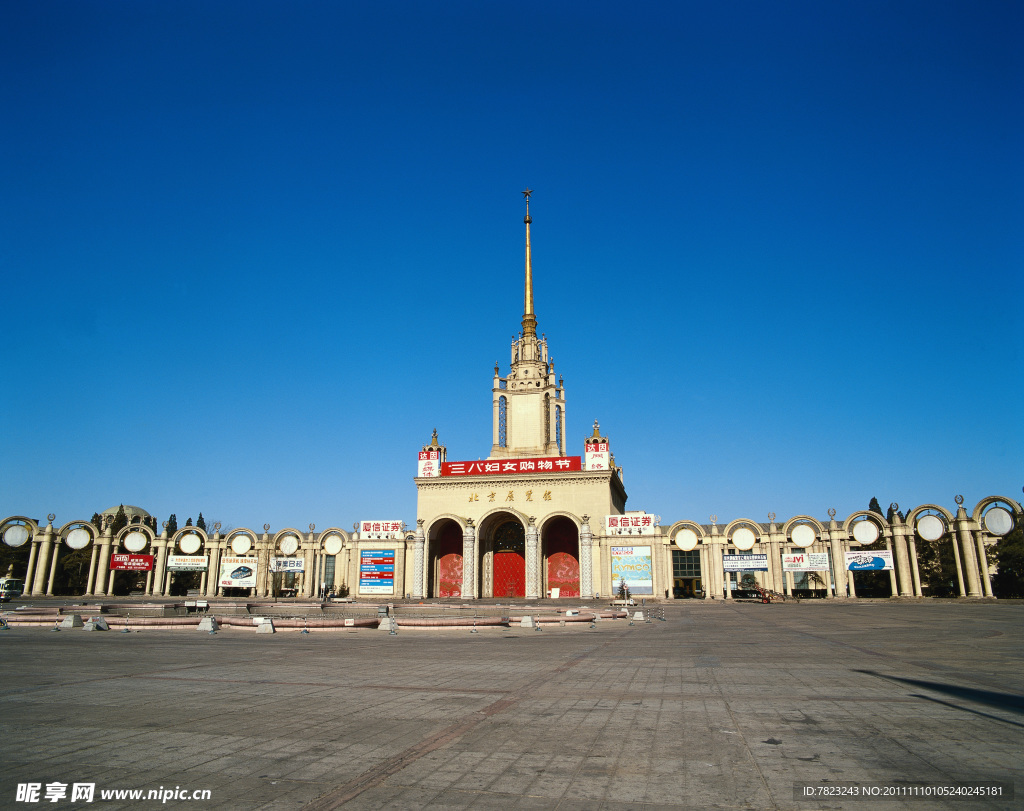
[1,601,1021,810]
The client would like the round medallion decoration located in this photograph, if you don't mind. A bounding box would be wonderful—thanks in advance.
[123,531,148,552]
[3,524,30,547]
[982,507,1013,537]
[323,535,343,556]
[231,535,252,555]
[791,524,816,548]
[851,520,879,545]
[731,527,756,550]
[916,514,945,541]
[179,533,202,554]
[65,527,91,550]
[279,535,299,556]
[674,528,699,551]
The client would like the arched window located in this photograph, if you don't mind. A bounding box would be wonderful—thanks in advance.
[498,396,507,448]
[544,393,551,444]
[555,405,563,455]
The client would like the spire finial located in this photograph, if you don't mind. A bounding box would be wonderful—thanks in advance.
[521,188,537,337]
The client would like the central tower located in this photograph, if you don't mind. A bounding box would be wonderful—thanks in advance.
[489,190,567,458]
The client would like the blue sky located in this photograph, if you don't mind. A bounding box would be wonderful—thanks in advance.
[2,1,1021,532]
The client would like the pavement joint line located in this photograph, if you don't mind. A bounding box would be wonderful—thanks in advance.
[300,630,632,810]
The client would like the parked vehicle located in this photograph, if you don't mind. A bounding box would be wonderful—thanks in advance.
[0,577,25,602]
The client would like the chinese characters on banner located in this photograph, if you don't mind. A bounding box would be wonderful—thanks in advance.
[722,554,769,572]
[585,442,609,470]
[845,550,894,571]
[269,557,305,573]
[782,552,830,572]
[605,513,657,535]
[360,520,404,539]
[108,554,154,571]
[417,450,441,477]
[442,457,582,476]
[167,555,208,572]
[218,556,257,588]
[360,549,395,594]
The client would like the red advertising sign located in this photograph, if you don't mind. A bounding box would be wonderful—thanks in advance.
[109,554,154,571]
[442,457,582,476]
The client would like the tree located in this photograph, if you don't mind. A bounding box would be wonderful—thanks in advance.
[869,497,883,516]
[992,525,1024,598]
[196,513,207,532]
[185,517,193,527]
[166,514,178,535]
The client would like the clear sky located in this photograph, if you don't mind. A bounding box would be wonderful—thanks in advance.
[2,1,1021,533]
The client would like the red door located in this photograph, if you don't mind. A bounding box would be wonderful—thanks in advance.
[492,521,525,598]
[545,517,580,598]
[437,523,463,598]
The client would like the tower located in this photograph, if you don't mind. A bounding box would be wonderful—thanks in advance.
[489,190,567,458]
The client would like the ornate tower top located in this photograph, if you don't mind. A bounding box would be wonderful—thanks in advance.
[521,188,537,338]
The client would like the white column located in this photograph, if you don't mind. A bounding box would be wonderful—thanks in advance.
[412,520,425,599]
[955,507,982,597]
[976,532,994,597]
[525,517,540,599]
[579,516,593,598]
[461,520,476,600]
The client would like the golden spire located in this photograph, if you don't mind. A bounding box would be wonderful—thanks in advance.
[521,188,537,337]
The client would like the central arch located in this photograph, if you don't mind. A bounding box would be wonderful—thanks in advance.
[491,519,526,598]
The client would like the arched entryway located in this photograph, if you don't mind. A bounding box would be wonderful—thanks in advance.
[491,520,526,598]
[429,520,463,598]
[542,516,580,598]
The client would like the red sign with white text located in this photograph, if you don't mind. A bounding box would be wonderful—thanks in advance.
[442,457,582,476]
[109,554,154,571]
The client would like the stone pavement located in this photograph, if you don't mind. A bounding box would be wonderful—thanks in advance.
[1,601,1021,810]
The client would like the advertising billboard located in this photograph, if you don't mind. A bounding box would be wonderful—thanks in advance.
[782,552,830,572]
[606,514,657,536]
[417,450,441,478]
[442,457,581,476]
[360,549,395,595]
[270,557,305,573]
[585,442,609,471]
[845,550,894,571]
[359,521,404,540]
[610,546,653,595]
[219,556,257,589]
[167,555,208,572]
[722,554,769,572]
[109,554,154,571]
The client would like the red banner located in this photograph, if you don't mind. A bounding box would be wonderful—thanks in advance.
[109,554,154,571]
[442,457,581,476]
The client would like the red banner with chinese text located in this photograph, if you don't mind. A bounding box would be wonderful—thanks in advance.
[442,457,581,476]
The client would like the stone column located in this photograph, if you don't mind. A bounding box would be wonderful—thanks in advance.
[257,527,271,598]
[24,530,40,597]
[889,517,913,597]
[846,541,857,597]
[461,519,477,599]
[976,532,994,597]
[95,522,113,597]
[152,527,169,597]
[85,542,99,597]
[827,517,848,598]
[579,515,593,598]
[412,520,425,599]
[525,516,540,600]
[46,533,61,595]
[907,537,922,597]
[883,535,898,596]
[31,521,54,596]
[698,544,710,600]
[950,534,966,597]
[954,506,982,597]
[207,531,223,598]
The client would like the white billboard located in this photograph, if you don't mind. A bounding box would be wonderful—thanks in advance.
[219,556,257,588]
[606,513,657,535]
[167,555,208,572]
[270,557,305,573]
[585,442,609,471]
[417,451,441,478]
[782,552,830,572]
[359,521,404,540]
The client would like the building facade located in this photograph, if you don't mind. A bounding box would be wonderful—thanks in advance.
[2,194,1020,600]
